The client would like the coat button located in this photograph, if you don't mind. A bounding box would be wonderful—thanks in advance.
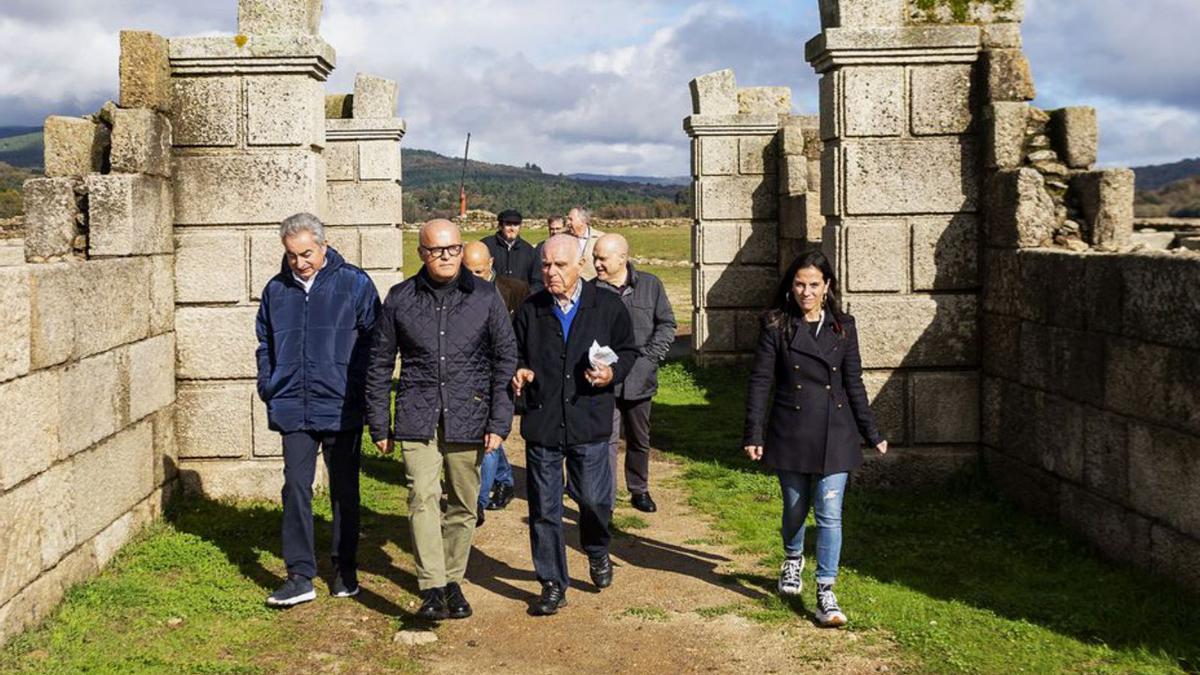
[559,422,565,428]
[793,365,799,370]
[837,403,843,409]
[832,366,838,372]
[794,405,801,411]
[566,374,571,379]
[795,384,801,390]
[825,384,831,390]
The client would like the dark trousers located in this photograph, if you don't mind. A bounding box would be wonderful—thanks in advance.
[526,441,613,589]
[609,397,653,495]
[281,430,361,580]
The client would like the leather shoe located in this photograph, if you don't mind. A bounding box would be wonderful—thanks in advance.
[532,582,567,616]
[416,587,449,621]
[631,492,657,513]
[476,509,485,528]
[444,582,472,619]
[589,554,613,589]
[486,483,515,510]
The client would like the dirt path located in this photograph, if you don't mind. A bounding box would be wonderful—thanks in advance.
[418,438,896,674]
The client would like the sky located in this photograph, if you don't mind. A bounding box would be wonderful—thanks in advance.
[1,0,1197,176]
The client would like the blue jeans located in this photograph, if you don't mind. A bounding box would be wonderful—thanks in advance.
[778,471,848,585]
[478,445,514,509]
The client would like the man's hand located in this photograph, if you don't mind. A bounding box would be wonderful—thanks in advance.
[876,440,888,455]
[484,433,502,453]
[744,445,763,461]
[375,438,394,455]
[512,368,535,395]
[585,362,613,387]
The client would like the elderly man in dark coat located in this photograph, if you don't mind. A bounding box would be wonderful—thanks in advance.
[255,212,380,608]
[366,219,517,622]
[511,234,638,615]
[593,234,676,513]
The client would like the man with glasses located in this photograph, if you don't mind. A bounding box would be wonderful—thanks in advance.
[366,219,517,621]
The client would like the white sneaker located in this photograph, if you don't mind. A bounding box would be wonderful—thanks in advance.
[815,583,847,627]
[777,557,804,596]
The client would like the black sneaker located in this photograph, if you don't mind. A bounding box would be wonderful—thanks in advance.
[486,483,515,510]
[589,554,613,589]
[630,492,657,513]
[532,581,567,616]
[330,568,359,598]
[416,587,449,621]
[814,583,847,627]
[445,582,473,619]
[265,574,316,607]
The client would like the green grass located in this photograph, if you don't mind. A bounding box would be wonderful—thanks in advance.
[622,606,669,621]
[651,361,1200,674]
[611,513,650,535]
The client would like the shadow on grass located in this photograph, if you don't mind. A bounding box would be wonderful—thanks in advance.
[652,358,1200,670]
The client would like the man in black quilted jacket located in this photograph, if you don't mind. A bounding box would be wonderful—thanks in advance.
[365,219,518,622]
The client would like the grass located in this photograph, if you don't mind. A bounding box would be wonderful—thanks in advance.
[651,361,1200,674]
[622,606,669,621]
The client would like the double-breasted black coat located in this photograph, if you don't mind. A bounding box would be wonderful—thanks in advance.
[742,312,883,475]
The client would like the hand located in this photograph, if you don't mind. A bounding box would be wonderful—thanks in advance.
[375,439,394,455]
[484,433,502,453]
[876,440,888,455]
[585,362,613,387]
[512,368,535,395]
[744,445,763,461]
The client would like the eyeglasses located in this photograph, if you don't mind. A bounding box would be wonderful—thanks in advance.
[418,244,464,259]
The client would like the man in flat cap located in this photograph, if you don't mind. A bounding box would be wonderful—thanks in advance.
[482,209,539,289]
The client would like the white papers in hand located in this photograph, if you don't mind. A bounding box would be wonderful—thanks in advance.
[589,340,619,368]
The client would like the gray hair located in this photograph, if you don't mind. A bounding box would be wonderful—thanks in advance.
[279,212,326,244]
[570,206,590,225]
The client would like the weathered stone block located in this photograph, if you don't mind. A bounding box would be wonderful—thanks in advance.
[983,448,1059,517]
[1070,168,1133,248]
[1049,107,1097,169]
[806,157,822,195]
[246,75,324,147]
[1016,249,1087,328]
[779,155,807,195]
[984,102,1028,169]
[818,73,837,141]
[149,254,175,335]
[59,350,124,458]
[699,223,741,264]
[324,141,358,181]
[820,142,839,216]
[0,479,42,608]
[695,309,736,352]
[1081,408,1128,503]
[984,49,1035,102]
[152,406,178,486]
[818,0,905,28]
[910,64,973,136]
[359,141,402,180]
[170,77,240,147]
[174,152,323,224]
[23,177,82,261]
[325,227,361,267]
[1128,422,1200,538]
[733,309,764,351]
[119,31,171,112]
[0,267,30,382]
[980,374,1002,448]
[174,230,247,304]
[0,371,57,490]
[1149,524,1200,593]
[781,118,807,157]
[359,226,402,270]
[845,222,904,292]
[739,136,778,176]
[367,271,404,302]
[34,462,76,570]
[93,511,134,569]
[863,370,905,444]
[981,23,1023,49]
[175,307,259,379]
[911,371,979,443]
[253,397,281,457]
[845,294,978,368]
[109,108,172,177]
[986,168,1054,248]
[698,137,737,177]
[779,194,821,241]
[250,230,284,301]
[699,265,777,309]
[325,180,402,225]
[738,87,791,115]
[844,139,979,215]
[43,116,108,178]
[71,421,154,541]
[238,0,322,35]
[1120,254,1200,350]
[843,67,903,137]
[689,69,738,115]
[981,311,1020,379]
[699,176,777,221]
[86,174,173,256]
[911,215,978,291]
[128,334,176,422]
[27,264,76,369]
[176,382,254,459]
[739,222,778,265]
[1058,482,1151,565]
[353,74,398,119]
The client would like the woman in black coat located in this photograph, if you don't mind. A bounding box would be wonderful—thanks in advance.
[742,249,887,628]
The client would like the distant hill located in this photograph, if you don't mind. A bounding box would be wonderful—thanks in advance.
[0,131,43,171]
[0,126,41,140]
[567,173,690,187]
[1132,157,1200,192]
[0,161,37,218]
[1135,174,1200,218]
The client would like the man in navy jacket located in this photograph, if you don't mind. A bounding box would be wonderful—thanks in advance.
[255,213,380,608]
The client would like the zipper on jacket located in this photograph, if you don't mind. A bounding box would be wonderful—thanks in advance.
[302,292,309,428]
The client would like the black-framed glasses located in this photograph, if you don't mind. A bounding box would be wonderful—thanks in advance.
[418,244,464,259]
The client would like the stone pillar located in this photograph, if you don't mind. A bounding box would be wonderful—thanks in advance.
[683,70,789,365]
[322,73,406,299]
[806,1,987,471]
[169,1,335,499]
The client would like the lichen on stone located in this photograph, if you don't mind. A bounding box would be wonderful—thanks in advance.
[910,0,1017,24]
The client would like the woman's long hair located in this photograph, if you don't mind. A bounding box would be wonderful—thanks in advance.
[766,249,845,339]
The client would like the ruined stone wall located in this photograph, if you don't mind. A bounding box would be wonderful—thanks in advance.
[0,101,177,644]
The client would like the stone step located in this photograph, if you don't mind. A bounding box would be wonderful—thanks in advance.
[1027,149,1058,162]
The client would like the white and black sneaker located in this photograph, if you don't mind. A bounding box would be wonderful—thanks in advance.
[814,583,847,627]
[330,568,359,598]
[778,556,804,596]
[265,574,316,607]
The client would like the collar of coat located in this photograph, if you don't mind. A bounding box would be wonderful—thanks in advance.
[414,266,477,295]
[492,233,530,251]
[277,245,346,291]
[787,312,840,365]
[534,279,599,316]
[595,261,639,293]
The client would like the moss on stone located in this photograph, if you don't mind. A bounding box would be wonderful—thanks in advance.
[911,0,1015,24]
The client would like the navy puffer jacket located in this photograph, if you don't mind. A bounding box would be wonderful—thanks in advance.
[255,247,381,433]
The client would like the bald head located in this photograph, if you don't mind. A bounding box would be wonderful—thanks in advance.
[593,233,630,285]
[418,218,463,283]
[462,241,493,280]
[540,234,584,299]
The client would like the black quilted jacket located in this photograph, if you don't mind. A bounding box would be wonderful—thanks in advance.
[365,269,518,444]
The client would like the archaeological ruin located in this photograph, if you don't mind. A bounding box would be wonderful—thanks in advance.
[0,0,1196,647]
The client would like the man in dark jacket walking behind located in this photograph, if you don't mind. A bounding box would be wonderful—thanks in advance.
[481,209,539,288]
[511,234,639,615]
[255,212,381,607]
[366,219,518,621]
[593,234,676,513]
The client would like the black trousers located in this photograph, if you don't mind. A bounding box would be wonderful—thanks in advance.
[281,430,361,580]
[526,441,613,589]
[609,397,653,495]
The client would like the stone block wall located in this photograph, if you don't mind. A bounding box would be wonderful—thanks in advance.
[0,102,177,645]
